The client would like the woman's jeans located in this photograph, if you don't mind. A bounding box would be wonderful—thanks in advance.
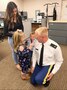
[8,37,19,64]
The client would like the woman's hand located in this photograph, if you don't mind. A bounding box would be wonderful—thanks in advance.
[9,31,14,34]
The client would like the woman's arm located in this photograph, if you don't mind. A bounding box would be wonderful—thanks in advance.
[3,20,8,36]
[4,20,13,37]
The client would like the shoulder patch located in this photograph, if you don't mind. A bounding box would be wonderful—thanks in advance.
[50,43,57,49]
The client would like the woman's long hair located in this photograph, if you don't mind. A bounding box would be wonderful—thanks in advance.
[5,1,20,29]
[13,30,25,51]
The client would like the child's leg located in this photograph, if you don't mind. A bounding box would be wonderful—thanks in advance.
[16,64,21,70]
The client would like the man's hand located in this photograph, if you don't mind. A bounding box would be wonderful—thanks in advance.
[47,73,54,81]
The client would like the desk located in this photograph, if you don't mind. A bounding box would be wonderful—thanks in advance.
[32,22,41,31]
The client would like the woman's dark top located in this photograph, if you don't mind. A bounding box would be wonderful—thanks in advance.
[4,15,24,37]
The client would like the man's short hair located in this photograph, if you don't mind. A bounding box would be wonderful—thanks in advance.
[35,27,48,36]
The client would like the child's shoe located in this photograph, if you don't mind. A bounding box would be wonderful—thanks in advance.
[25,74,30,79]
[21,72,30,80]
[28,68,32,76]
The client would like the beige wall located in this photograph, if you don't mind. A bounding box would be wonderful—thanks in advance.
[0,0,65,20]
[0,0,24,11]
[61,0,67,20]
[23,0,62,20]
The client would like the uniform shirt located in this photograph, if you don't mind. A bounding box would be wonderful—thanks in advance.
[32,38,63,74]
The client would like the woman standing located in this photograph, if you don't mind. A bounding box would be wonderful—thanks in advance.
[4,1,24,70]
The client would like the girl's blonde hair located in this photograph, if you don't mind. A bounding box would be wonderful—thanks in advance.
[13,30,25,51]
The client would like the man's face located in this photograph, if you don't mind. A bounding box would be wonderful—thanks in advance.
[37,35,48,43]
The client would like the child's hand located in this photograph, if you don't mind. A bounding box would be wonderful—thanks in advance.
[29,43,33,49]
[29,43,34,50]
[19,46,24,51]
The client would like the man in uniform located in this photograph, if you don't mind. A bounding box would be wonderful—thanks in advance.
[30,27,63,87]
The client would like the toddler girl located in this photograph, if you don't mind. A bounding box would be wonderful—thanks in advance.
[13,30,32,80]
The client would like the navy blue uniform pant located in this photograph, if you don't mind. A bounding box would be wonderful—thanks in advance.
[31,64,54,85]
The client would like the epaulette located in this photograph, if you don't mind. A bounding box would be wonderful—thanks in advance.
[50,43,57,49]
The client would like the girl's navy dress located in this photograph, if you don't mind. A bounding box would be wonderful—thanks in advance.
[17,46,32,73]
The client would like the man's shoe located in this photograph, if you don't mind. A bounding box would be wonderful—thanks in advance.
[44,81,50,87]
